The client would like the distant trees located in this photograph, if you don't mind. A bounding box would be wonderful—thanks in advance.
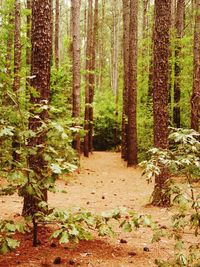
[0,0,199,209]
[152,0,171,206]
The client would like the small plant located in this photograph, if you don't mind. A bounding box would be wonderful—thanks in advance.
[0,220,28,254]
[141,128,200,266]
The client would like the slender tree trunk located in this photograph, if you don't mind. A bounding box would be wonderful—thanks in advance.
[5,13,14,78]
[13,0,21,94]
[55,0,60,69]
[84,0,93,157]
[98,0,105,90]
[127,0,138,166]
[168,0,176,119]
[71,0,81,153]
[111,0,120,96]
[89,0,98,152]
[142,0,149,39]
[23,0,52,216]
[12,0,21,164]
[152,0,171,207]
[173,0,185,128]
[191,0,200,131]
[26,0,31,91]
[121,0,129,160]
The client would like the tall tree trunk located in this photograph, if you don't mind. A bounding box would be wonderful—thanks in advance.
[173,0,185,128]
[84,0,93,157]
[5,13,14,78]
[98,0,105,91]
[127,0,138,166]
[89,0,98,152]
[26,0,32,91]
[55,0,60,69]
[71,0,81,153]
[168,0,176,119]
[23,0,52,216]
[12,0,21,164]
[142,0,149,39]
[111,0,120,96]
[121,0,129,160]
[152,0,171,207]
[191,0,200,131]
[13,0,21,94]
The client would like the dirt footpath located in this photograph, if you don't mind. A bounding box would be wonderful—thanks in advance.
[0,152,176,267]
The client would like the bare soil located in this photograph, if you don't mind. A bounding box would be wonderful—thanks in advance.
[0,152,196,267]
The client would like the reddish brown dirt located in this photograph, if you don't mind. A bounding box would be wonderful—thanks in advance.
[0,152,197,267]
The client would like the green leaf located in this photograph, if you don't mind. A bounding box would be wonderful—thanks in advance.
[0,242,9,254]
[51,229,63,239]
[59,231,69,244]
[5,223,16,232]
[50,163,62,174]
[6,238,20,249]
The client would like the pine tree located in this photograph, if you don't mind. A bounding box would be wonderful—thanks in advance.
[191,0,200,131]
[152,0,171,207]
[23,0,52,215]
[121,0,129,160]
[71,0,81,153]
[127,0,138,166]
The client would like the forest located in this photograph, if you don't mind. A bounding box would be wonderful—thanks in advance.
[0,0,199,266]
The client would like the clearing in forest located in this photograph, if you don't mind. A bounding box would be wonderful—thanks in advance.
[0,152,182,267]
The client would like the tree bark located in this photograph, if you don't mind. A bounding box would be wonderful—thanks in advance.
[152,0,171,207]
[26,0,32,91]
[84,0,93,157]
[12,0,21,164]
[23,0,52,216]
[191,0,200,131]
[173,0,185,128]
[127,0,138,166]
[55,0,60,69]
[71,0,81,153]
[89,0,98,152]
[121,0,129,160]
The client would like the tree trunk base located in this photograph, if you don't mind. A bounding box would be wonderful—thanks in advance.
[151,186,170,207]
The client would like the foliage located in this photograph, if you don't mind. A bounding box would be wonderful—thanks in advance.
[140,128,200,266]
[33,206,161,249]
[93,90,121,151]
[0,220,28,254]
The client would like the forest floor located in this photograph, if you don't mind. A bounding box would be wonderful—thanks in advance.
[0,152,198,267]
